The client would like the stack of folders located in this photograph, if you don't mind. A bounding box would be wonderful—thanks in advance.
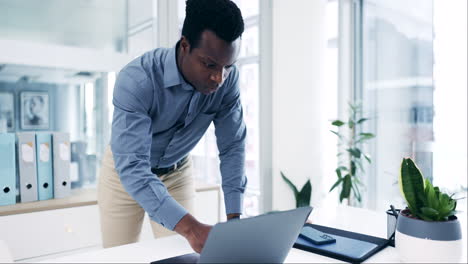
[0,132,71,206]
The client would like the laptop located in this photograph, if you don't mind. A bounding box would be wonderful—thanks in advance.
[152,206,312,264]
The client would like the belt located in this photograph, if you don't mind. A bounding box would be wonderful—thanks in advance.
[151,156,188,176]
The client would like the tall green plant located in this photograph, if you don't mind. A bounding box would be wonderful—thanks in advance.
[281,171,312,208]
[329,103,375,204]
[399,158,458,221]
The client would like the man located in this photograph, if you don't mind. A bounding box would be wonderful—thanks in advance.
[98,0,247,253]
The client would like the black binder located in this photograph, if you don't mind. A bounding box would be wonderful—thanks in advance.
[294,223,389,264]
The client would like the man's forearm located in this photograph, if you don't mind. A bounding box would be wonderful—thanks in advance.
[174,213,198,237]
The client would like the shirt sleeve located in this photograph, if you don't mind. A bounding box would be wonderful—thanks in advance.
[213,66,248,215]
[110,70,188,230]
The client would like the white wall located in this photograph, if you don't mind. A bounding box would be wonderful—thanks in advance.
[271,0,328,210]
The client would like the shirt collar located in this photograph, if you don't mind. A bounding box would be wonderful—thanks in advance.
[163,42,194,91]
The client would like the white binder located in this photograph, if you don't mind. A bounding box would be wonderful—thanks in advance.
[36,133,54,200]
[17,132,38,203]
[52,132,71,198]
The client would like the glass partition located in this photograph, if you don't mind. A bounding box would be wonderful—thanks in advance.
[0,64,113,190]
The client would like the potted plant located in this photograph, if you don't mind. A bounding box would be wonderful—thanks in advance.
[281,171,311,208]
[395,157,463,263]
[329,102,375,205]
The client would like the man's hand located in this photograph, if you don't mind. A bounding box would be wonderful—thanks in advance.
[174,214,212,253]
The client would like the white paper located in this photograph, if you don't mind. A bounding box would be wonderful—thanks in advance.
[40,143,50,162]
[21,143,34,163]
[60,142,70,161]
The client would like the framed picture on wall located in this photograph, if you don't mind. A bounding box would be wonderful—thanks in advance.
[20,91,49,130]
[0,92,15,132]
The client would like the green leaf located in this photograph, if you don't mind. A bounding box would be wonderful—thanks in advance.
[335,168,343,179]
[329,178,344,192]
[350,161,356,176]
[347,148,361,158]
[330,130,342,139]
[297,180,312,207]
[364,154,372,163]
[332,120,345,126]
[399,158,426,216]
[348,102,359,112]
[337,166,348,171]
[425,179,439,210]
[357,118,368,124]
[354,175,363,185]
[420,207,440,221]
[351,182,362,202]
[437,194,456,219]
[339,174,352,203]
[359,132,375,138]
[356,133,376,143]
[281,171,298,196]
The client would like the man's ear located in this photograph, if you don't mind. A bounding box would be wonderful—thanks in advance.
[180,36,190,53]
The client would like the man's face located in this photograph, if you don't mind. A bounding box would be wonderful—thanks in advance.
[179,30,240,95]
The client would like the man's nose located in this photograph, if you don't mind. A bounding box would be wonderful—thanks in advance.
[210,69,225,84]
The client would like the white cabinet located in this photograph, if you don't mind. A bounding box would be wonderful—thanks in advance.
[0,184,221,261]
[0,205,100,261]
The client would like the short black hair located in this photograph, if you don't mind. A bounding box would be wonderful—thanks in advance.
[181,0,244,50]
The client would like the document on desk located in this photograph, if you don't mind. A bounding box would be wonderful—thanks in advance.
[294,224,388,263]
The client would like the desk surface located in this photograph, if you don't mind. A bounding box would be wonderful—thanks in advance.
[40,204,467,263]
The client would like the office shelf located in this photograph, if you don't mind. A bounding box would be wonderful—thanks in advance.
[0,181,220,217]
[0,188,97,216]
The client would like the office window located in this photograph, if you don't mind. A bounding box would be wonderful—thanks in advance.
[432,0,467,197]
[360,0,467,211]
[127,0,156,57]
[323,0,340,203]
[178,0,261,217]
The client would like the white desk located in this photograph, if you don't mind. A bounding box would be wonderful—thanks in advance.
[39,205,467,263]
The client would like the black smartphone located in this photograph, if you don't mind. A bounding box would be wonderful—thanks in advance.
[299,226,337,245]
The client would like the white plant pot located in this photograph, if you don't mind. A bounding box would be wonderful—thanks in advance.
[395,210,463,263]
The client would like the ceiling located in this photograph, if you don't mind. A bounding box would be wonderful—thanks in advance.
[0,0,125,84]
[0,0,127,52]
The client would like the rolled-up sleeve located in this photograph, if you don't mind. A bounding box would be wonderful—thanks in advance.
[213,67,248,215]
[111,70,187,230]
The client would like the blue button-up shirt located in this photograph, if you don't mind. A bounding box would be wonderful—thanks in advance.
[110,44,247,230]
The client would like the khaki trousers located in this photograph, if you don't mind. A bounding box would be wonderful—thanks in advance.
[97,145,196,248]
